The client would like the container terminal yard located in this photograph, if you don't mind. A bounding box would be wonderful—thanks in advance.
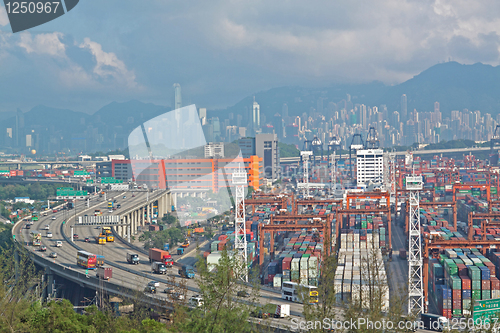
[7,133,500,328]
[200,134,500,323]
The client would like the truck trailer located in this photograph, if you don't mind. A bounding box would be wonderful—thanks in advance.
[96,266,112,280]
[148,248,174,267]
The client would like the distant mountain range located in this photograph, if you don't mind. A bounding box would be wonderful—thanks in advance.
[2,61,500,153]
[212,61,500,121]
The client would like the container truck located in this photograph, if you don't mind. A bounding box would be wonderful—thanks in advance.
[96,255,105,267]
[151,261,167,274]
[178,265,195,279]
[127,252,140,264]
[399,249,406,260]
[420,313,449,331]
[96,266,112,280]
[148,248,173,267]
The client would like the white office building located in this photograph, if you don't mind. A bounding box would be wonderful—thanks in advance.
[356,149,384,188]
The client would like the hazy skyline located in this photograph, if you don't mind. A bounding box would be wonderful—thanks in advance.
[1,1,500,114]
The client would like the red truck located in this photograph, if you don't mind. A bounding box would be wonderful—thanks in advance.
[148,248,174,267]
[96,266,112,280]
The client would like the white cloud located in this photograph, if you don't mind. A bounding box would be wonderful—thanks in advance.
[17,32,66,57]
[0,5,8,27]
[79,37,137,88]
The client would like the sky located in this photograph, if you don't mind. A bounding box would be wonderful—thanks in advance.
[1,0,500,114]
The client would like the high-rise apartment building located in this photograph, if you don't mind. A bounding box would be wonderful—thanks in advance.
[239,133,280,180]
[401,94,407,123]
[173,83,182,110]
[252,97,260,130]
[356,149,384,188]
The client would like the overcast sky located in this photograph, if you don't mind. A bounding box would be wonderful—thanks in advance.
[1,0,500,114]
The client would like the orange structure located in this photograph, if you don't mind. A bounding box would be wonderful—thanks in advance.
[336,207,392,249]
[124,156,263,192]
[246,195,288,214]
[466,212,500,240]
[258,214,332,266]
[292,197,341,215]
[406,201,457,233]
[346,191,390,208]
[453,183,491,212]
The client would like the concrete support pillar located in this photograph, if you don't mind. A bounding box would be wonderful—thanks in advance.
[158,196,164,220]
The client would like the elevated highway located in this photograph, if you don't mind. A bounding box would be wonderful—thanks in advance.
[11,190,307,327]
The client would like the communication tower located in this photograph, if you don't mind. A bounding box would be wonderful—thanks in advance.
[232,165,248,282]
[406,175,424,315]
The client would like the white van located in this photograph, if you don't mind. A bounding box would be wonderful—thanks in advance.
[189,295,204,307]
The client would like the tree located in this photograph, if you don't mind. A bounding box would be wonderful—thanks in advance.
[162,214,177,225]
[172,248,259,333]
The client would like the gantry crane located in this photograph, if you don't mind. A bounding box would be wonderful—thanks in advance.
[335,207,391,249]
[467,212,500,241]
[405,201,457,234]
[452,184,491,213]
[258,214,332,265]
[423,234,500,312]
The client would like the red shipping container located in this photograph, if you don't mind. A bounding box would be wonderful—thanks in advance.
[461,277,471,290]
[491,277,500,290]
[218,235,228,241]
[482,280,491,290]
[457,264,467,275]
[452,300,461,309]
[452,289,462,300]
[282,257,292,271]
[485,262,496,276]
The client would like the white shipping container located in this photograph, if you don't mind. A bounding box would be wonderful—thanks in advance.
[273,274,282,288]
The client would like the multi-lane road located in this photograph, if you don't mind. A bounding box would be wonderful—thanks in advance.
[13,191,306,328]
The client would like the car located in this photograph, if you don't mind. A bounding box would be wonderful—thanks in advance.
[237,290,249,297]
[84,237,90,243]
[189,295,204,307]
[164,287,174,294]
[148,281,160,287]
[132,194,135,197]
[47,232,53,238]
[56,241,62,247]
[113,200,117,203]
[172,292,185,300]
[108,210,113,213]
[49,252,57,258]
[73,234,78,239]
[25,224,31,229]
[123,196,126,199]
[144,286,156,294]
[51,216,56,220]
[44,225,50,230]
[40,245,47,252]
[117,204,121,208]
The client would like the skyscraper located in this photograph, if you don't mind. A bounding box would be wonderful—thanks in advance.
[173,83,182,110]
[252,97,260,130]
[401,94,407,123]
[282,103,288,118]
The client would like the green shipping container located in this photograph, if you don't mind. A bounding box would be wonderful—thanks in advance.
[472,280,482,290]
[482,290,491,300]
[472,290,482,300]
[468,266,481,280]
[449,276,462,290]
[452,309,462,316]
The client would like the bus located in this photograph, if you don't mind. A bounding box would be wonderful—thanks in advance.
[102,227,114,242]
[30,231,41,246]
[108,201,113,209]
[281,282,318,304]
[76,250,97,269]
[32,212,39,222]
